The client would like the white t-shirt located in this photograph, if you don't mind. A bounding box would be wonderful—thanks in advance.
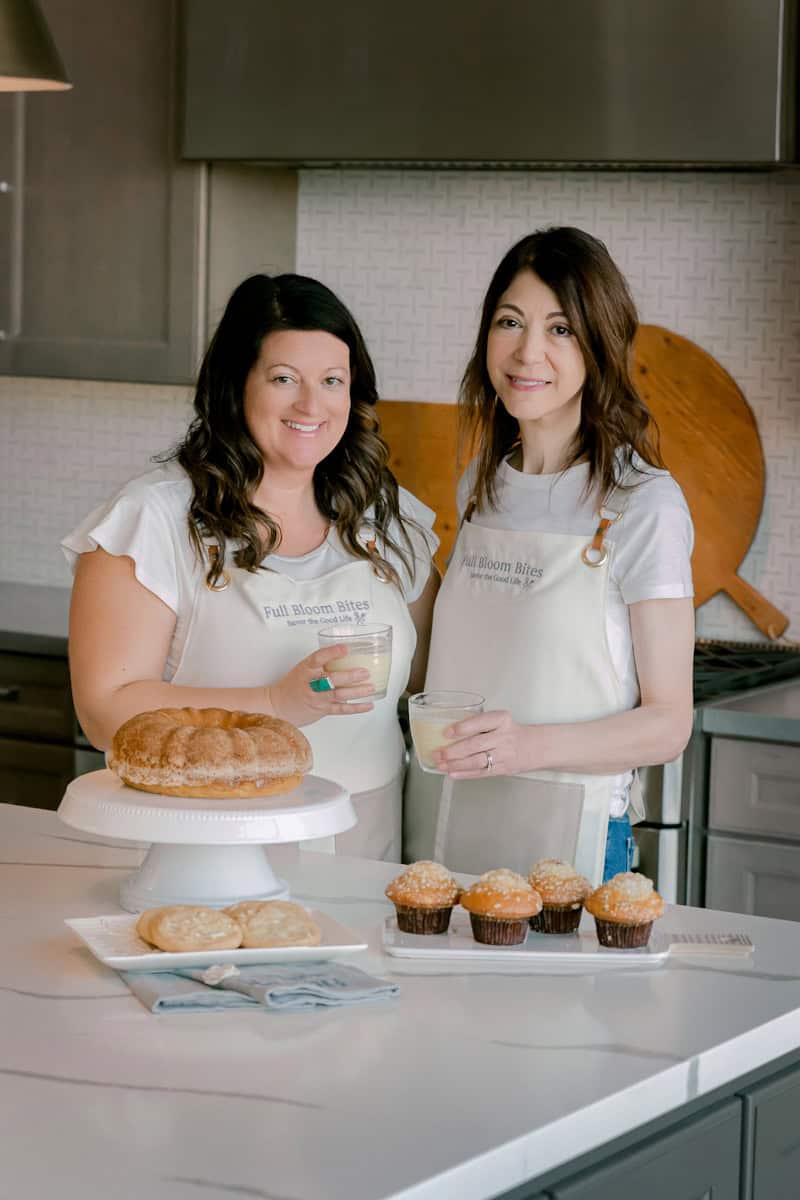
[457,453,694,815]
[62,463,439,681]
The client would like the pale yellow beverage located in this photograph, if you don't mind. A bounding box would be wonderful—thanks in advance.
[409,715,460,770]
[318,622,393,700]
[408,691,485,774]
[325,650,391,697]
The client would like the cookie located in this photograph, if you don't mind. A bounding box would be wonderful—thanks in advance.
[147,905,243,952]
[224,899,321,948]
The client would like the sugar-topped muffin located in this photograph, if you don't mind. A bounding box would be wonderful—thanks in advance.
[527,859,592,934]
[459,868,542,946]
[585,872,664,948]
[385,860,461,934]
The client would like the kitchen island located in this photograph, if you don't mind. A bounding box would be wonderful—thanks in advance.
[3,803,800,1200]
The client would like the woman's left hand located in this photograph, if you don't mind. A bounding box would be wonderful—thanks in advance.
[433,708,531,779]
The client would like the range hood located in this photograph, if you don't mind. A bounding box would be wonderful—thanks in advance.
[181,0,798,167]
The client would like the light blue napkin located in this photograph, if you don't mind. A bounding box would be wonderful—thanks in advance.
[122,961,400,1014]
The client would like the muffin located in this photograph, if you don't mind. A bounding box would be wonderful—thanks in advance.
[585,872,665,949]
[527,859,592,934]
[385,861,461,934]
[459,868,542,946]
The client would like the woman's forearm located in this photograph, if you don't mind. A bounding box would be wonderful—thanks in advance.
[77,681,276,751]
[522,702,694,776]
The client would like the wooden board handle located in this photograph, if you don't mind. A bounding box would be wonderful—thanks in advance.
[722,574,789,639]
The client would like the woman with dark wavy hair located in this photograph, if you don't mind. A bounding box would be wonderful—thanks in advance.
[64,274,440,860]
[404,228,694,884]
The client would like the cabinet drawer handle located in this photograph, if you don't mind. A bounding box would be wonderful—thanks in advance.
[0,685,20,701]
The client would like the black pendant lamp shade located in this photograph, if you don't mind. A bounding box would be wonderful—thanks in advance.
[0,0,71,91]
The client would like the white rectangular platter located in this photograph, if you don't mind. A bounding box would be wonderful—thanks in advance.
[382,910,670,971]
[66,910,368,972]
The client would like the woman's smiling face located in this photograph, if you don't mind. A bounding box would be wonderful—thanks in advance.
[243,328,351,474]
[486,270,586,432]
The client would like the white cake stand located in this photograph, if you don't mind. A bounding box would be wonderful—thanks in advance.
[58,769,356,913]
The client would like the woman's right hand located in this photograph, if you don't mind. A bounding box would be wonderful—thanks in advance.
[266,644,375,727]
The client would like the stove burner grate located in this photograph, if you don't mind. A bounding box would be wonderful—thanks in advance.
[694,638,800,704]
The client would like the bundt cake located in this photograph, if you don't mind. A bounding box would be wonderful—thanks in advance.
[108,707,313,799]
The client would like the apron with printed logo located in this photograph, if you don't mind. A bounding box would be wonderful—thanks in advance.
[404,500,637,885]
[170,546,416,860]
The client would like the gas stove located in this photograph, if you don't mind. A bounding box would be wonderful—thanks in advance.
[693,639,800,705]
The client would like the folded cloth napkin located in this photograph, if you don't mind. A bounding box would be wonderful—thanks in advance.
[122,961,400,1014]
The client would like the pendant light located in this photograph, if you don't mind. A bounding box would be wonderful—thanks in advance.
[0,0,71,91]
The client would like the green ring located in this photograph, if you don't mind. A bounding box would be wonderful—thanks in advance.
[309,676,334,693]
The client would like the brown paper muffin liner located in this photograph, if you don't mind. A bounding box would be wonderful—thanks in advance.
[529,903,583,935]
[394,905,453,935]
[593,918,654,949]
[468,913,529,946]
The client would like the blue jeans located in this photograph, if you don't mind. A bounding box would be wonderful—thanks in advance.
[602,813,634,882]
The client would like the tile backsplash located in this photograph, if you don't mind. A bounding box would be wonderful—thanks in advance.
[1,168,799,643]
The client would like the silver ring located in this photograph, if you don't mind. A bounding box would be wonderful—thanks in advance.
[485,751,494,772]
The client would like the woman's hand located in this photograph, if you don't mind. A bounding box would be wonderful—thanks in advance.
[266,643,376,727]
[433,709,534,779]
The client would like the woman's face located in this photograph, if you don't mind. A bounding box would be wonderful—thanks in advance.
[243,328,351,474]
[486,270,586,432]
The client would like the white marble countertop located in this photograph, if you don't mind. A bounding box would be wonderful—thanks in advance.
[3,803,800,1200]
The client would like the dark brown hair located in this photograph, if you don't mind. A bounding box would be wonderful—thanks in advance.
[165,274,417,589]
[459,226,663,513]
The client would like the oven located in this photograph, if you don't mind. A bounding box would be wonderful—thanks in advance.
[635,640,800,905]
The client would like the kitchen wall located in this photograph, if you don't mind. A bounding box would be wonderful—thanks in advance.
[1,168,798,642]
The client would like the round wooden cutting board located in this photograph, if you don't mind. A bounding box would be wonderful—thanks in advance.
[632,325,788,638]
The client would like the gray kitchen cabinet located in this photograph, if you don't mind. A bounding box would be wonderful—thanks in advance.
[546,1100,741,1199]
[0,648,104,810]
[742,1060,800,1199]
[710,737,800,840]
[705,834,800,921]
[0,0,205,384]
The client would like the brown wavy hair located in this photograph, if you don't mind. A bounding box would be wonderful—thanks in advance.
[163,274,418,590]
[460,227,663,514]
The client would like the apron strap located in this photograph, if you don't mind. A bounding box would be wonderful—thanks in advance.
[581,465,637,568]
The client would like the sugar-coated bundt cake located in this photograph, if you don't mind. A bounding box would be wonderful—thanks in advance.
[109,707,312,799]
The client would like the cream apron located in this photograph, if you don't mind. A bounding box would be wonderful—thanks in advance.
[170,547,416,860]
[404,506,635,885]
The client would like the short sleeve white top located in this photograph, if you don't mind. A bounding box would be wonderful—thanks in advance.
[457,452,694,714]
[61,463,439,681]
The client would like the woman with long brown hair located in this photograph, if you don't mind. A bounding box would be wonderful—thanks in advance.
[64,274,439,860]
[404,227,694,884]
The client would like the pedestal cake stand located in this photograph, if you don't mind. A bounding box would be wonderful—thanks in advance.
[58,769,356,913]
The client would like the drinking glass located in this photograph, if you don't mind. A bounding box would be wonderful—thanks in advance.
[318,622,393,700]
[408,691,485,773]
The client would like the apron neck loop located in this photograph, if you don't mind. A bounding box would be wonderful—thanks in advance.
[581,467,634,568]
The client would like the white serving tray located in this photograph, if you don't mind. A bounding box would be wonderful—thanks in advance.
[382,910,670,971]
[66,910,368,972]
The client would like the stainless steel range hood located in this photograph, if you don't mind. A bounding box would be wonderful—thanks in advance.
[181,0,798,167]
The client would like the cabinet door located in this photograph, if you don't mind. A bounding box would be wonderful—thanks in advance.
[0,652,73,742]
[0,737,77,810]
[710,738,800,840]
[0,0,205,384]
[743,1061,800,1199]
[705,834,800,921]
[549,1100,741,1200]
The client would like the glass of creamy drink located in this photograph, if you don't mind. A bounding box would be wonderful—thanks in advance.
[408,691,485,773]
[318,622,393,700]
